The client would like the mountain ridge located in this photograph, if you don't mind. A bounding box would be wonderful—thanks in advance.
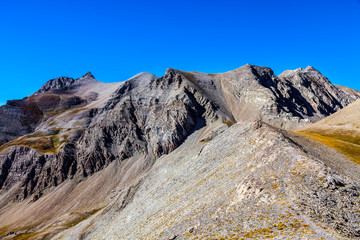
[1,64,359,201]
[1,64,360,239]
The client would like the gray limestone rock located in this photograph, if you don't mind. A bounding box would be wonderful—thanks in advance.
[0,65,359,202]
[0,65,360,239]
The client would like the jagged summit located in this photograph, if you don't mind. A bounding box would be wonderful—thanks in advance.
[74,71,97,83]
[1,64,360,239]
[32,72,99,97]
[33,76,75,95]
[216,64,274,76]
[305,65,316,70]
[278,65,318,78]
[32,72,96,96]
[176,64,358,128]
[81,71,95,79]
[1,64,359,148]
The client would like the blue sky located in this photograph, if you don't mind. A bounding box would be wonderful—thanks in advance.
[0,0,359,105]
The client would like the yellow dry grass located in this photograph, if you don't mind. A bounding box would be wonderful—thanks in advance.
[0,132,69,154]
[297,131,360,164]
[296,99,360,165]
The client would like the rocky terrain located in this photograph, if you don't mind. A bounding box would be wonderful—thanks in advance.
[0,64,360,239]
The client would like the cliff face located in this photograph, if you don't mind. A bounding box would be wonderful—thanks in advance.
[0,65,359,202]
[76,70,222,176]
[0,69,225,201]
[0,144,76,202]
[0,65,360,239]
[278,66,358,116]
[191,64,358,129]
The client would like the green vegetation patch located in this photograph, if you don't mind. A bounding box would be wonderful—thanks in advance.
[0,131,70,154]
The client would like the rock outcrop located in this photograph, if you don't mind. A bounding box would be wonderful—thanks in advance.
[278,66,358,119]
[0,64,360,239]
[76,69,222,175]
[0,144,77,202]
[1,65,360,201]
[1,65,359,203]
[200,64,358,129]
[33,76,75,95]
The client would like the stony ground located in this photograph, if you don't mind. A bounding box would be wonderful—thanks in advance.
[1,65,360,239]
[53,122,360,240]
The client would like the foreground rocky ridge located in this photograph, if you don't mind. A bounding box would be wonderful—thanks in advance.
[68,122,360,239]
[0,64,360,239]
[2,121,360,239]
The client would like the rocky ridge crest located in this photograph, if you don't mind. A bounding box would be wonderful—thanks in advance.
[0,65,360,239]
[0,65,359,201]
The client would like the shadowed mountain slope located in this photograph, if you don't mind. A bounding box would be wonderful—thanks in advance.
[179,65,358,129]
[0,65,359,239]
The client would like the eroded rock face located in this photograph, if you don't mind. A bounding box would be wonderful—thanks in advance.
[0,99,43,145]
[1,65,360,239]
[0,144,77,201]
[0,70,223,199]
[0,65,359,204]
[278,66,357,118]
[0,94,86,147]
[76,70,220,175]
[209,65,360,129]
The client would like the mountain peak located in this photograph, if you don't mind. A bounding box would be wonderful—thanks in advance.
[279,66,321,79]
[81,72,95,79]
[305,66,315,71]
[73,72,97,86]
[33,76,75,95]
[1,64,360,239]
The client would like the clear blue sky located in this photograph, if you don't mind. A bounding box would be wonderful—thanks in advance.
[1,0,360,105]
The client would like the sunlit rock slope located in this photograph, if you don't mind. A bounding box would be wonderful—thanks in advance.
[0,65,359,239]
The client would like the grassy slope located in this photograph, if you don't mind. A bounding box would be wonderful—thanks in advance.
[296,99,360,164]
[0,131,69,154]
[296,130,360,164]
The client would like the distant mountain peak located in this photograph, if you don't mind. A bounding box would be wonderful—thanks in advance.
[305,65,315,71]
[81,72,95,79]
[279,66,322,80]
[2,64,360,239]
[33,76,75,95]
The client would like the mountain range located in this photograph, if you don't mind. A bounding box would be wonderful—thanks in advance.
[0,64,360,239]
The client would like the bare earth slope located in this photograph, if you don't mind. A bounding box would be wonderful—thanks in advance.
[0,65,360,239]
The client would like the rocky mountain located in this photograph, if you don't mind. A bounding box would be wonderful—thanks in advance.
[32,76,76,95]
[0,64,360,239]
